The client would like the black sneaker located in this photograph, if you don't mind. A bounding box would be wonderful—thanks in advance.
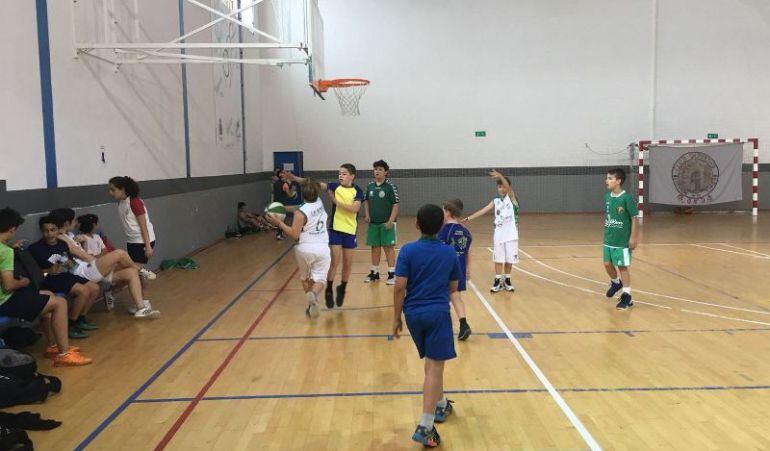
[335,284,346,307]
[504,277,515,292]
[363,271,380,283]
[411,425,441,447]
[458,322,472,341]
[386,272,396,286]
[616,292,634,310]
[325,285,334,308]
[606,280,623,297]
[490,278,503,293]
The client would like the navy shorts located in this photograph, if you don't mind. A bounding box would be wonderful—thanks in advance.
[41,273,89,295]
[405,310,456,361]
[0,287,49,322]
[127,241,155,264]
[328,230,357,249]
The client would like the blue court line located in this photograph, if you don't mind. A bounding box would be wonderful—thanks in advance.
[75,244,294,450]
[195,325,770,344]
[133,384,770,404]
[323,305,391,312]
[197,333,395,342]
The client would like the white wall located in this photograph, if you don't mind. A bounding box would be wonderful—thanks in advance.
[49,0,187,187]
[0,1,47,190]
[260,0,770,170]
[3,0,770,193]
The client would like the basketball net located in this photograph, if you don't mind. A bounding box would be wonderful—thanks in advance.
[314,79,370,116]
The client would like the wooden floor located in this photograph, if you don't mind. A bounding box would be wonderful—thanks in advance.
[7,213,770,450]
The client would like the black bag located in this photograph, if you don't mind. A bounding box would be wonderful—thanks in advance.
[0,328,41,351]
[0,374,48,409]
[0,426,33,451]
[0,348,36,380]
[12,249,44,291]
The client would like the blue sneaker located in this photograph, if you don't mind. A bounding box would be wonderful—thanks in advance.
[606,280,623,298]
[616,293,634,310]
[412,425,441,448]
[434,399,454,422]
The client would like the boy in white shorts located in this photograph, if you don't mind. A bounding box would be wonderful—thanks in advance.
[463,170,519,293]
[267,179,331,318]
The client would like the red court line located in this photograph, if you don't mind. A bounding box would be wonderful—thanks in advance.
[154,267,298,450]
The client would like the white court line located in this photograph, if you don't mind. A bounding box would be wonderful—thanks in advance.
[721,243,770,259]
[681,309,770,327]
[484,249,770,328]
[468,280,603,451]
[517,248,770,316]
[690,244,770,260]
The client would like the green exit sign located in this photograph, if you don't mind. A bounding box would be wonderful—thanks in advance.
[707,133,718,139]
[475,131,486,137]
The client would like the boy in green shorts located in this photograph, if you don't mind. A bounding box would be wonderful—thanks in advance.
[363,160,400,285]
[603,168,639,310]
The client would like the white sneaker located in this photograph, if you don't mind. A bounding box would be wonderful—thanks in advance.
[139,268,157,280]
[128,300,152,315]
[306,292,319,318]
[134,306,161,319]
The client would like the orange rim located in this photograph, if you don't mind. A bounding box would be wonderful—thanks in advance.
[312,78,369,93]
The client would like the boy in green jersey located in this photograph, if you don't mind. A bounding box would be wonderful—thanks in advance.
[363,160,400,285]
[603,168,639,310]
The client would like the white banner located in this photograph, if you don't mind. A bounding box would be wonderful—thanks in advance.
[648,143,743,205]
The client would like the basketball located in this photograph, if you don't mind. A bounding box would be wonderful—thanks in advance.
[265,202,287,221]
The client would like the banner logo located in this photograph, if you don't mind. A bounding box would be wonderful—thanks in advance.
[671,152,719,204]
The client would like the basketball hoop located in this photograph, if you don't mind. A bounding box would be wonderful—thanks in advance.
[312,78,370,116]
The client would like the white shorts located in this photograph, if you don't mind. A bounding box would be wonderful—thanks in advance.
[493,240,519,264]
[295,244,331,284]
[73,261,104,283]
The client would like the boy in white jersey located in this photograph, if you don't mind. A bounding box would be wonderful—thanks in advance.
[463,170,519,293]
[267,179,331,318]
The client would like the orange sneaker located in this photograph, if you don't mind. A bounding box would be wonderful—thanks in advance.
[54,352,92,367]
[44,345,80,359]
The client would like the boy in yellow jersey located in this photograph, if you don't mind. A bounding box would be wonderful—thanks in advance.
[291,164,364,308]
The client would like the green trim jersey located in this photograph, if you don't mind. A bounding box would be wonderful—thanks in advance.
[365,179,400,224]
[603,190,638,248]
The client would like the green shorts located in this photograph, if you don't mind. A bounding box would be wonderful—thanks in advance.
[366,222,397,247]
[603,246,632,267]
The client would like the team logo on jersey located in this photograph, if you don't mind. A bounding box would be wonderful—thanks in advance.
[378,191,385,198]
[616,206,624,214]
[672,152,719,204]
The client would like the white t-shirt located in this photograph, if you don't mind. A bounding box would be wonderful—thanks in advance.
[118,197,156,244]
[493,195,519,244]
[297,199,329,245]
[82,234,106,256]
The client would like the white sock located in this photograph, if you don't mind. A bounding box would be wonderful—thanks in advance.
[622,287,631,294]
[371,265,379,273]
[388,267,395,274]
[506,274,512,281]
[419,413,435,429]
[437,397,448,409]
[612,278,620,284]
[495,274,502,280]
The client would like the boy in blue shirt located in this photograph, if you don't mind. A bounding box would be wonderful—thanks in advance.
[437,198,472,340]
[393,204,461,448]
